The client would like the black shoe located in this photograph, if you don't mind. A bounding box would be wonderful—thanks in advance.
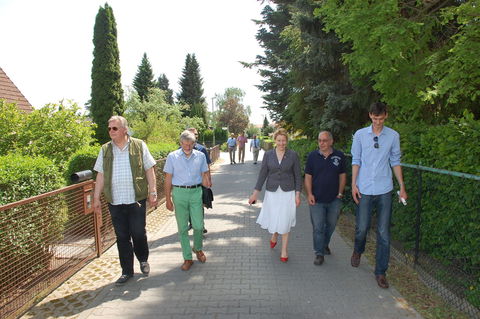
[140,261,150,275]
[324,246,331,255]
[203,228,208,234]
[314,255,324,266]
[115,274,132,285]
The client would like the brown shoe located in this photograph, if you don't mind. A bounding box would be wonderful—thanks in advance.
[181,260,193,271]
[193,249,206,263]
[351,251,361,267]
[375,275,389,289]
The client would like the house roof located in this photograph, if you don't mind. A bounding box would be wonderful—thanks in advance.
[0,67,33,113]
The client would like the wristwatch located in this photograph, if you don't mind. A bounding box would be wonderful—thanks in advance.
[337,193,344,198]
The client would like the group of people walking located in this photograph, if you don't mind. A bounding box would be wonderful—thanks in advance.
[248,102,407,289]
[227,132,261,164]
[93,101,407,290]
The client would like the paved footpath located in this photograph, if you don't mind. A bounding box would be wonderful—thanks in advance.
[24,148,422,319]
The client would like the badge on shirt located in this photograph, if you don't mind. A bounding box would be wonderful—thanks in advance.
[331,156,341,166]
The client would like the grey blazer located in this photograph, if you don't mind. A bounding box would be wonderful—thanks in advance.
[255,149,302,192]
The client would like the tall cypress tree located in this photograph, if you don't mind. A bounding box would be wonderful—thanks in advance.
[90,3,124,143]
[156,73,174,105]
[133,52,155,102]
[177,53,206,120]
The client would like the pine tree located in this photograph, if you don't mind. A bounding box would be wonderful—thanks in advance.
[156,73,174,105]
[133,53,155,102]
[90,3,124,143]
[177,53,206,120]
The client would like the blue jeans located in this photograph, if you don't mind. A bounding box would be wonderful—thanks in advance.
[108,199,149,276]
[309,198,342,256]
[354,192,392,275]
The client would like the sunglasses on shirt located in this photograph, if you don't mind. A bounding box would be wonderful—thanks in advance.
[373,136,379,149]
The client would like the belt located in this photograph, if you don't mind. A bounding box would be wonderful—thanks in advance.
[173,184,202,189]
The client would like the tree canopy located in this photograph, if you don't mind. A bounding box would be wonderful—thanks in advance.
[251,0,480,144]
[156,73,174,105]
[216,88,250,134]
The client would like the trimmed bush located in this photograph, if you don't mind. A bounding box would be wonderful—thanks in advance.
[0,154,64,205]
[64,145,101,185]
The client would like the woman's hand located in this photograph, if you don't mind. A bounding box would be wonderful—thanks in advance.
[248,191,258,205]
[295,192,301,207]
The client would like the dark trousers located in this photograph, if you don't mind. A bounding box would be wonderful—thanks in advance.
[108,199,149,276]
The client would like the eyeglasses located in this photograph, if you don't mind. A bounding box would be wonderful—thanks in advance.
[373,136,379,148]
[108,127,119,131]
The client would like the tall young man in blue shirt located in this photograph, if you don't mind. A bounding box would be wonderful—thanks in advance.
[304,131,346,266]
[350,102,408,289]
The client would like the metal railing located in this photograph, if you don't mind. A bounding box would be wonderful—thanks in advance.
[0,159,167,319]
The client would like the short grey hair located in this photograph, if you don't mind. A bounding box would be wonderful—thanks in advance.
[318,131,333,140]
[108,115,128,129]
[180,130,196,143]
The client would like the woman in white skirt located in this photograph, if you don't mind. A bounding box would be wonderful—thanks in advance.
[248,129,301,262]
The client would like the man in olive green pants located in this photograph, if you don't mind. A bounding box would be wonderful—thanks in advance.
[164,130,210,271]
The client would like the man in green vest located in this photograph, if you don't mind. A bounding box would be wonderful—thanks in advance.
[93,116,157,285]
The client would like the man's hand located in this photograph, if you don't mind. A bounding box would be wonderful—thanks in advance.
[352,184,361,204]
[398,189,408,202]
[166,198,174,211]
[93,197,102,214]
[148,193,158,208]
[307,193,315,206]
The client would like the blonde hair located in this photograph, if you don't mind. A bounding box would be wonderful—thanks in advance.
[273,128,288,141]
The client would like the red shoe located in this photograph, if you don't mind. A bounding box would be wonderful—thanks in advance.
[270,240,277,249]
[280,256,288,263]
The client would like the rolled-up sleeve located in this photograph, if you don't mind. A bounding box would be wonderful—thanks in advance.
[351,131,362,166]
[389,132,401,167]
[163,153,174,174]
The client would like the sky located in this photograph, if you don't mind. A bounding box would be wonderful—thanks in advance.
[0,0,271,124]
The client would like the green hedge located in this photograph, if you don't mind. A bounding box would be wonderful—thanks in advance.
[64,145,101,185]
[0,154,64,205]
[148,142,178,159]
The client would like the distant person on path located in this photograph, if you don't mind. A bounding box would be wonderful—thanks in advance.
[248,128,301,262]
[93,116,157,285]
[350,102,408,289]
[187,127,212,234]
[250,134,260,164]
[237,132,248,163]
[227,133,237,164]
[304,131,346,266]
[164,130,209,271]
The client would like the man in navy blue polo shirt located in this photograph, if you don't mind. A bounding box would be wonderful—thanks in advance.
[304,131,346,266]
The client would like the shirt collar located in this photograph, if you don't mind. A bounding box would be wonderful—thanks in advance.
[112,137,130,152]
[368,124,385,136]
